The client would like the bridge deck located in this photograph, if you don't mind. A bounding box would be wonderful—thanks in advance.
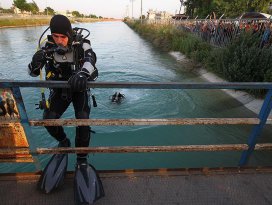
[1,167,272,205]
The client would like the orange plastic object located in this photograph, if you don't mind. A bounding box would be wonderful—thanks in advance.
[0,89,33,163]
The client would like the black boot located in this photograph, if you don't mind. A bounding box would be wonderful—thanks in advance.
[76,156,88,165]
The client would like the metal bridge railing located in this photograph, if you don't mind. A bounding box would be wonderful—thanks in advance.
[1,80,272,167]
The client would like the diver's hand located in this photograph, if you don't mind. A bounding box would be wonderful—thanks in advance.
[68,72,88,92]
[28,50,45,77]
[33,50,45,63]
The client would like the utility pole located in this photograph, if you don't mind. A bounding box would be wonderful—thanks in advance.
[132,0,134,19]
[46,0,48,16]
[141,0,143,23]
[126,5,129,18]
[130,0,135,19]
[179,0,184,14]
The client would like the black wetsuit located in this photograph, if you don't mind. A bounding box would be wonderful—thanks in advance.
[28,36,98,157]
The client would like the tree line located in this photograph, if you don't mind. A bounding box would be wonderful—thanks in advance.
[0,0,100,18]
[184,0,272,18]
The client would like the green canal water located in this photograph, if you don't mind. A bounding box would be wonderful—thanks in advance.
[0,21,271,173]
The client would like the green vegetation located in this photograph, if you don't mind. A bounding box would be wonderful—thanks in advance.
[206,32,272,96]
[127,21,212,62]
[0,18,50,27]
[0,17,105,28]
[185,0,271,18]
[44,7,55,15]
[13,0,31,13]
[28,1,39,14]
[13,0,39,14]
[10,0,101,18]
[127,21,272,97]
[70,11,97,18]
[72,11,84,18]
[0,7,14,14]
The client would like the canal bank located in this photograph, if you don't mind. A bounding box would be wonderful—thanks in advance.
[169,51,266,116]
[126,21,272,116]
[0,15,121,28]
[125,21,272,98]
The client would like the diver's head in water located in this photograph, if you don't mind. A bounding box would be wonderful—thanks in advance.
[111,92,125,104]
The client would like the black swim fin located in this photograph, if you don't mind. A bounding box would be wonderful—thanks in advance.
[74,163,105,205]
[37,153,68,193]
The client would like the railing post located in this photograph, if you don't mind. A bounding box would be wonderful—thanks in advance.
[12,87,30,126]
[239,89,272,166]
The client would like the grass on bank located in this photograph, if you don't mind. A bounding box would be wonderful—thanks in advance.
[0,17,105,28]
[126,21,272,97]
[0,18,50,27]
[127,21,212,62]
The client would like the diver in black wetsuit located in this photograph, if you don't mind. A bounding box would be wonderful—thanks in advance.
[111,92,125,103]
[28,15,104,204]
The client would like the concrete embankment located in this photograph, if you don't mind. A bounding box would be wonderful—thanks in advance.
[170,51,264,116]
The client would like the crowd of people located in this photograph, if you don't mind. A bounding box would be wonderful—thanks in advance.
[178,19,272,48]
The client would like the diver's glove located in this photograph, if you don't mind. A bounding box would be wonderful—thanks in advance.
[28,50,45,77]
[68,72,88,92]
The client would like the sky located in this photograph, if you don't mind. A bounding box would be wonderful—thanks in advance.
[1,0,184,19]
